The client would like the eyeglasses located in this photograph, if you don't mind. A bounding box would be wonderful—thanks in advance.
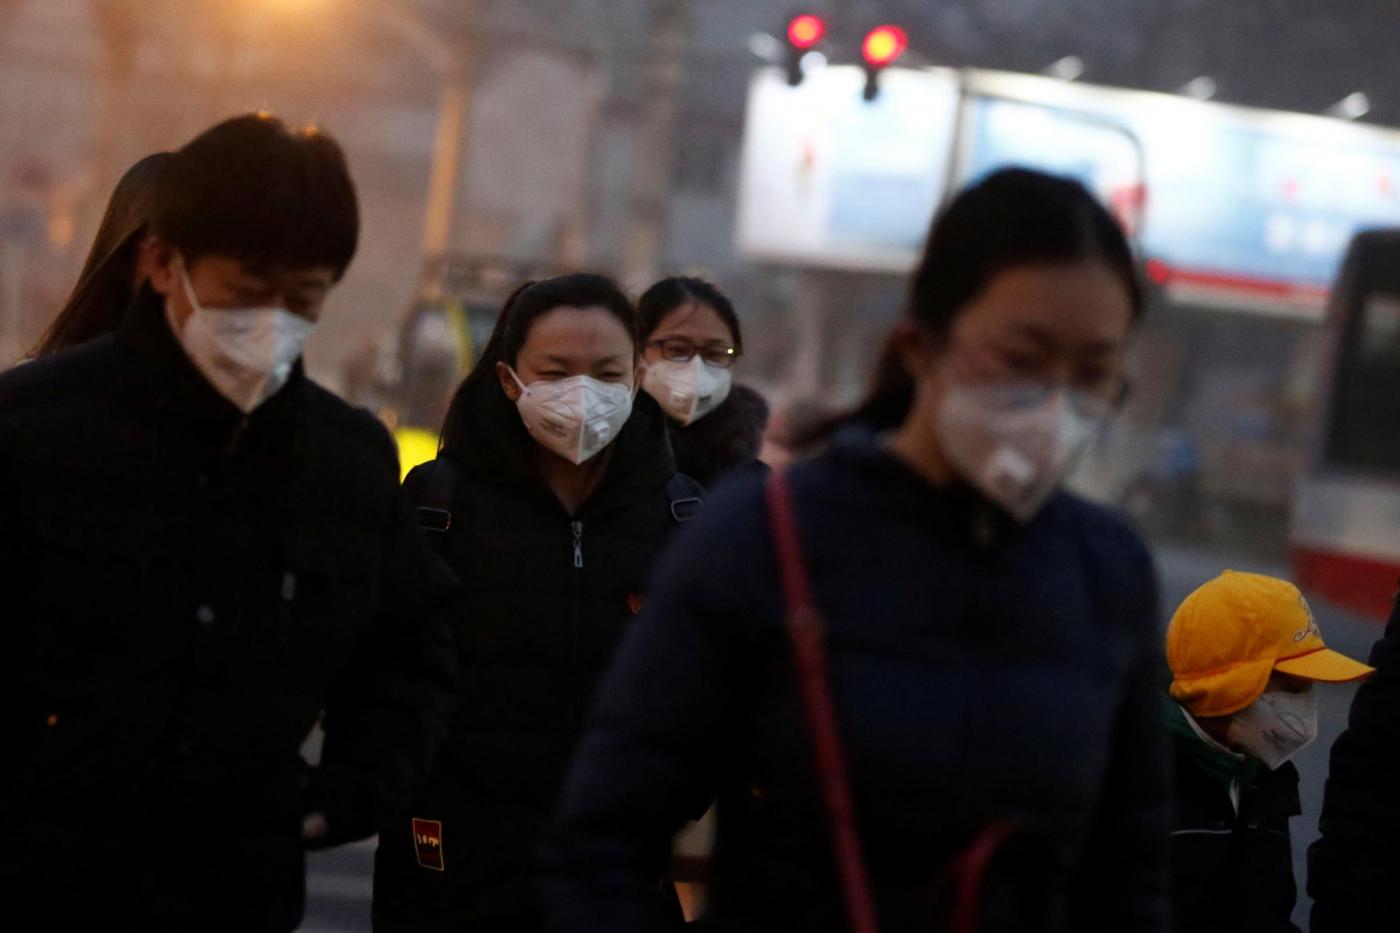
[984,378,1131,420]
[940,332,1131,415]
[647,337,740,369]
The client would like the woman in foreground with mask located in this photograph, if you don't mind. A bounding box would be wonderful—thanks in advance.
[371,273,699,932]
[542,168,1171,932]
[1165,572,1372,933]
[639,277,769,488]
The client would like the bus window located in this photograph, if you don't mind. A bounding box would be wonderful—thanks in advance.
[1326,292,1400,473]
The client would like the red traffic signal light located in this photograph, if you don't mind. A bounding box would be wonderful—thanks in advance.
[861,25,907,68]
[787,14,827,50]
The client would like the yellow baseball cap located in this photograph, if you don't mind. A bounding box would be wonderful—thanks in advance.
[1168,570,1374,718]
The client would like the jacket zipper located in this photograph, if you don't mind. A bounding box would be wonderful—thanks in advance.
[567,519,585,733]
[226,415,250,457]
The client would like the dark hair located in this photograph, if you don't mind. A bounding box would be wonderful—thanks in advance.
[33,152,171,356]
[150,113,358,278]
[459,273,637,394]
[839,167,1143,434]
[637,276,743,352]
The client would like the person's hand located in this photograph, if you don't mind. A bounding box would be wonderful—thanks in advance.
[302,811,328,842]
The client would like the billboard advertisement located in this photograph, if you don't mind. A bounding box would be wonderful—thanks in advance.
[737,65,1400,311]
[962,72,1400,309]
[735,65,960,271]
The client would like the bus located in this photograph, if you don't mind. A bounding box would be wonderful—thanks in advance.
[1291,230,1400,620]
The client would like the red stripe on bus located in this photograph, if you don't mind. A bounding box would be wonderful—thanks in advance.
[1290,546,1399,622]
[1150,261,1331,302]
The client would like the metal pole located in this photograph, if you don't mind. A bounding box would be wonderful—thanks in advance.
[618,0,687,289]
[90,0,139,207]
[419,58,468,295]
[379,0,480,298]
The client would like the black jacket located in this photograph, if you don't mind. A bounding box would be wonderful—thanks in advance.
[0,287,457,932]
[542,430,1170,933]
[666,383,769,489]
[1308,596,1400,932]
[1167,702,1302,932]
[371,377,699,931]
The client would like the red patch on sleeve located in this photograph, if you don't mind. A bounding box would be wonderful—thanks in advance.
[412,818,445,871]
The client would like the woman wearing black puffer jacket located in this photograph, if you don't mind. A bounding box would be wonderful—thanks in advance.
[371,274,700,932]
[638,277,769,490]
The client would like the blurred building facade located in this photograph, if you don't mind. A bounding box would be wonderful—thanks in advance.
[4,0,1399,557]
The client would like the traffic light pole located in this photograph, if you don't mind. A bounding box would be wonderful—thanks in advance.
[420,58,469,295]
[377,0,481,299]
[619,0,688,290]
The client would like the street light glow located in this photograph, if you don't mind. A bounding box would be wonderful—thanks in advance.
[1180,76,1218,100]
[1045,56,1085,82]
[1328,92,1371,120]
[748,31,784,63]
[800,51,828,75]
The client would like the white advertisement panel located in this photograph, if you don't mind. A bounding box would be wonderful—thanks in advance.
[962,71,1400,306]
[738,64,1400,311]
[735,65,960,271]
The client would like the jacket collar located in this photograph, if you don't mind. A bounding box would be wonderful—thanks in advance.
[825,423,1037,548]
[1164,696,1261,793]
[112,283,310,463]
[667,383,768,487]
[440,374,678,519]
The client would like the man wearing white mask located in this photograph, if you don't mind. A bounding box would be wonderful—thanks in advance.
[1165,571,1373,933]
[0,113,456,932]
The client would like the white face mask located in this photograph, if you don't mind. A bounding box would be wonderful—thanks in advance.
[643,356,732,425]
[1225,689,1319,770]
[935,383,1103,523]
[509,369,634,465]
[168,261,315,414]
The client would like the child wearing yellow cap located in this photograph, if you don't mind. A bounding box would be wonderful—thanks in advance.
[1164,571,1373,933]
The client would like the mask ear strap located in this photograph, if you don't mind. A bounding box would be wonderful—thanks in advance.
[176,254,202,316]
[507,367,529,395]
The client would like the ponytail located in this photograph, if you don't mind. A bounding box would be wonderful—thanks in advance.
[792,334,914,449]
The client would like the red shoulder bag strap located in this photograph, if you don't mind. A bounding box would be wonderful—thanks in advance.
[765,469,880,933]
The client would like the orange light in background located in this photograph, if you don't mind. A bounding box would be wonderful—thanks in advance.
[48,209,76,250]
[787,14,827,50]
[249,0,332,21]
[862,25,907,68]
[259,0,328,10]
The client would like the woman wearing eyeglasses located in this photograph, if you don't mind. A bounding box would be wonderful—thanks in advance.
[542,169,1168,933]
[638,278,769,490]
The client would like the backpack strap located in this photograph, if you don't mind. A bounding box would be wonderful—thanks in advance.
[415,456,461,534]
[665,473,704,524]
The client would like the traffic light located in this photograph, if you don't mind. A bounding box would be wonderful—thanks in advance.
[785,13,827,85]
[860,24,907,101]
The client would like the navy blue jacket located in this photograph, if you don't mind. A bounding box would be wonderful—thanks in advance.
[542,432,1169,933]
